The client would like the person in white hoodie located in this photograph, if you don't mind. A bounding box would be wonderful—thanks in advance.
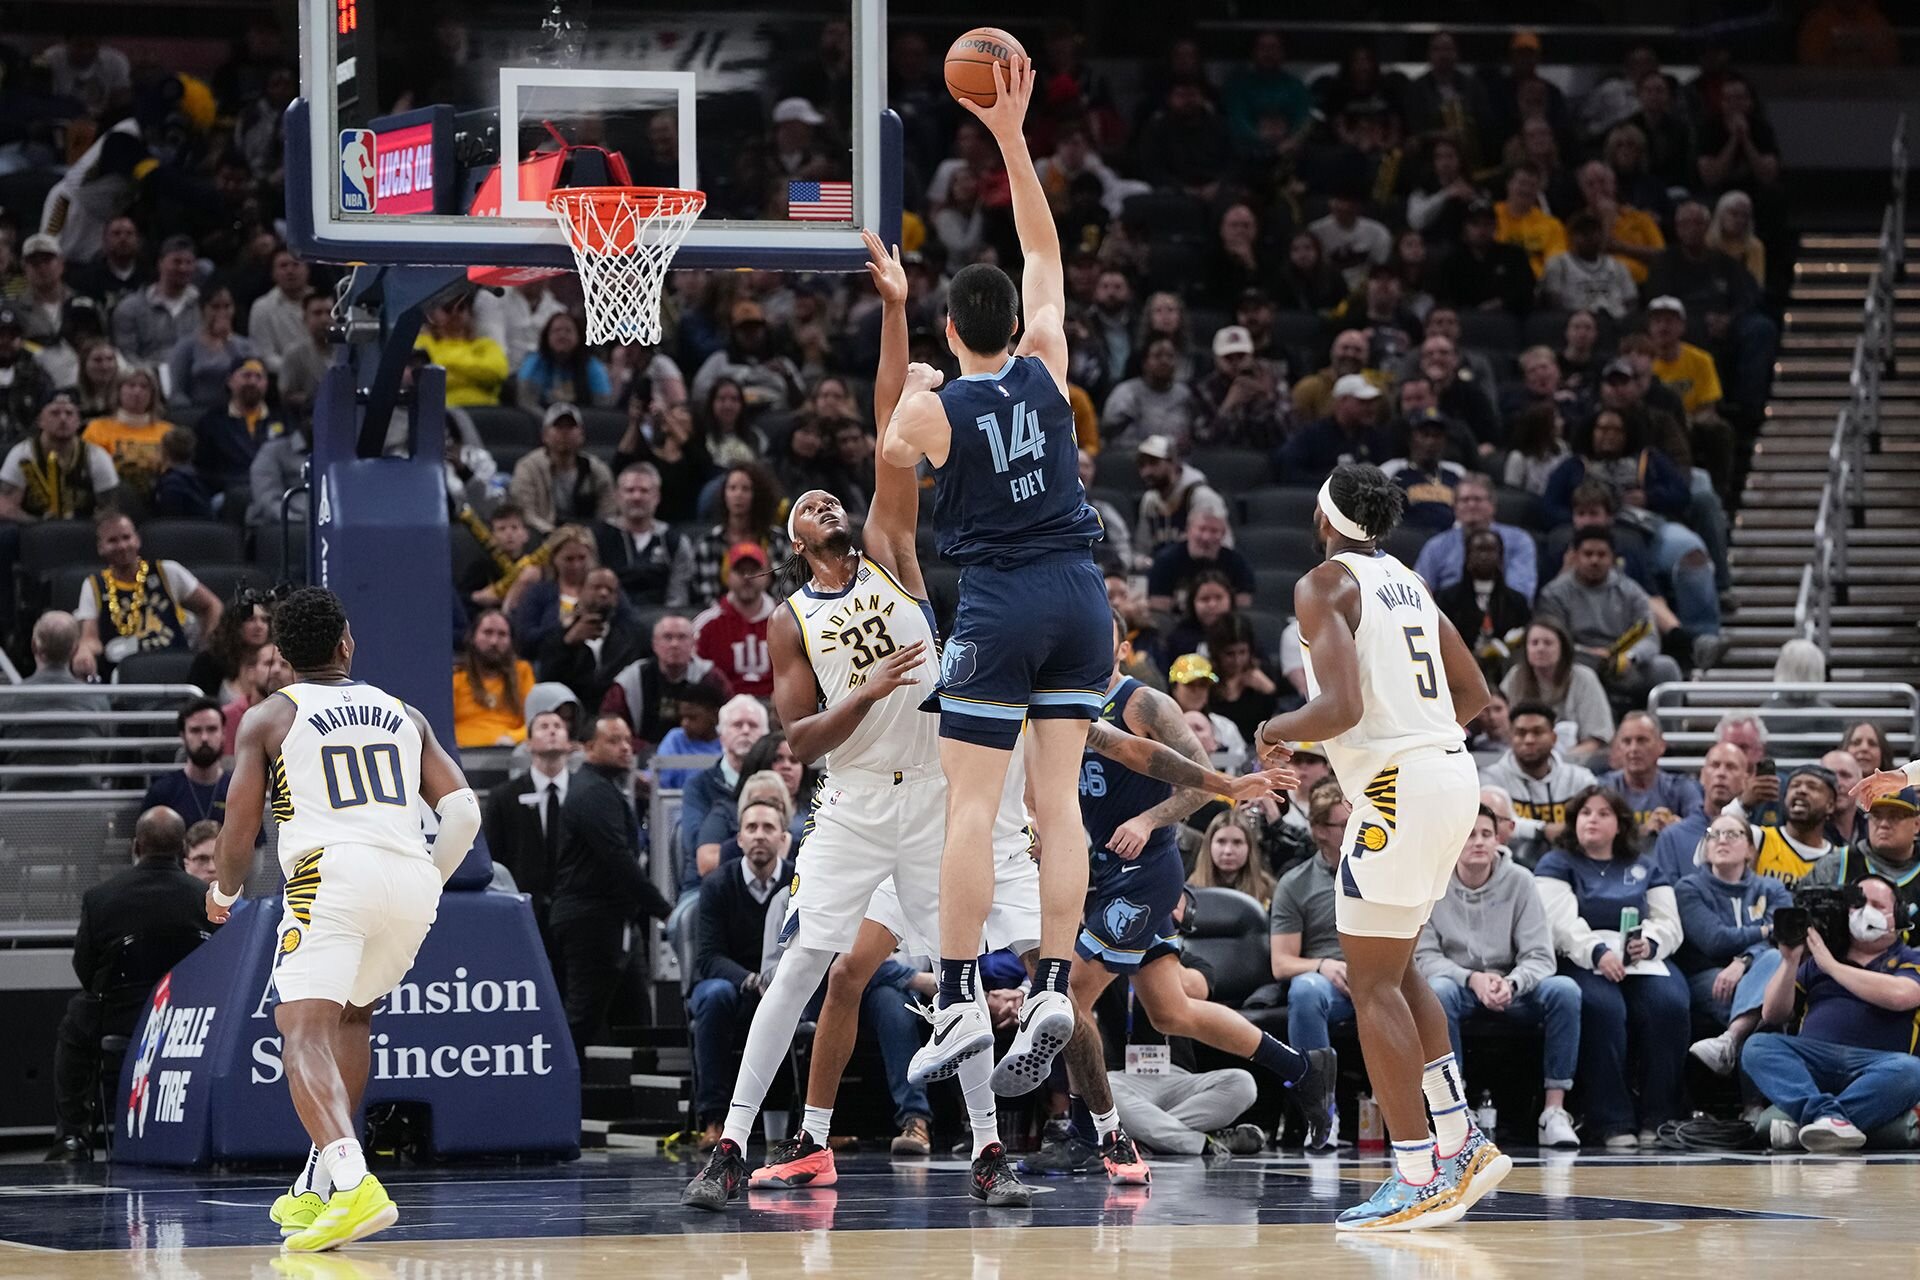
[1478,702,1597,866]
[1418,806,1583,1147]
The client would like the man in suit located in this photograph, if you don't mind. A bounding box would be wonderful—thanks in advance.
[481,709,574,973]
[689,794,796,1147]
[47,806,211,1161]
[549,715,674,1057]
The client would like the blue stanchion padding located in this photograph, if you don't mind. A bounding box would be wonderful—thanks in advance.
[115,891,577,1167]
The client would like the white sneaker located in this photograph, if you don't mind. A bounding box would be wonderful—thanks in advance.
[1797,1116,1867,1153]
[1688,1033,1738,1077]
[906,1000,992,1085]
[1603,1132,1639,1150]
[1538,1106,1580,1149]
[1769,1118,1802,1150]
[990,988,1076,1096]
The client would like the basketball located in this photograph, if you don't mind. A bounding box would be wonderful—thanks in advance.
[945,28,1026,107]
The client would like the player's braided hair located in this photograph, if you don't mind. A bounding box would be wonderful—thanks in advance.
[271,586,349,671]
[1327,463,1406,540]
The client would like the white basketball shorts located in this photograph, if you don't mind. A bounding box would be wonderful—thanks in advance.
[781,766,945,957]
[867,818,1042,958]
[273,843,442,1007]
[1334,747,1480,939]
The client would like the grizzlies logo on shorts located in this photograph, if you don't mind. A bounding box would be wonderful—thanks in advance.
[1103,897,1148,940]
[942,639,979,688]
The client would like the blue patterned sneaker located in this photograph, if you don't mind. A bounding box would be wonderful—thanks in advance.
[1440,1126,1512,1215]
[1333,1170,1467,1233]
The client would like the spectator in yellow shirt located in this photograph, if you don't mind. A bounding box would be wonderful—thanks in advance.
[414,290,509,407]
[1575,160,1664,285]
[452,608,537,747]
[1647,297,1724,417]
[83,366,175,498]
[1494,162,1567,279]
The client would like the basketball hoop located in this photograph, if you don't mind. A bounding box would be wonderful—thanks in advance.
[547,186,706,346]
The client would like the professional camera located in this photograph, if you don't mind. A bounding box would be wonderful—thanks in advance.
[1772,884,1862,949]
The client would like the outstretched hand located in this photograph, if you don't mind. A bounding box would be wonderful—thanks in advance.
[956,55,1037,143]
[1225,766,1300,804]
[858,639,927,704]
[862,228,908,305]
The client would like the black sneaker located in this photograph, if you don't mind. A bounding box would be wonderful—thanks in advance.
[1295,1046,1339,1151]
[1017,1119,1101,1176]
[681,1138,749,1210]
[1205,1123,1269,1157]
[970,1142,1036,1206]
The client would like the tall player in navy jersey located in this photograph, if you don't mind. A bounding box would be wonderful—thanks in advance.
[883,56,1110,1091]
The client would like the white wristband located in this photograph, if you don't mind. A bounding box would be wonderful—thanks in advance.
[1902,761,1920,785]
[209,882,240,908]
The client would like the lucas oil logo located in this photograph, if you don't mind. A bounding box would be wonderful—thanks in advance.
[339,130,377,213]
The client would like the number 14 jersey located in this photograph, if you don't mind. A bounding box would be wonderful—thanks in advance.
[786,557,940,779]
[271,680,426,874]
[1300,551,1465,794]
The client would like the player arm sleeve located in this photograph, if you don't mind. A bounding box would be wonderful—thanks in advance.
[431,787,482,882]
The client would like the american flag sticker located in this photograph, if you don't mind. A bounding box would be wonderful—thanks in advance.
[788,180,854,222]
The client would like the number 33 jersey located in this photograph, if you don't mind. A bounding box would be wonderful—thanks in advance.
[270,680,426,873]
[1300,551,1465,794]
[786,557,941,780]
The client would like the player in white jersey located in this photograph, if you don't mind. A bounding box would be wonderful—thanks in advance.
[1252,465,1504,1233]
[205,587,482,1254]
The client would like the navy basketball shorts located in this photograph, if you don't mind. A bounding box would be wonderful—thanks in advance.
[1074,843,1185,973]
[935,550,1111,749]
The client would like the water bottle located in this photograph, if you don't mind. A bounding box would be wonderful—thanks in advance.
[1357,1092,1385,1152]
[1476,1090,1498,1136]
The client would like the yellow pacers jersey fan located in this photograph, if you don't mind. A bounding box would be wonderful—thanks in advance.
[272,680,427,874]
[1300,549,1466,794]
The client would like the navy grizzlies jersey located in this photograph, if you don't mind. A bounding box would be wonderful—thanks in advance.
[934,355,1103,567]
[1079,678,1178,884]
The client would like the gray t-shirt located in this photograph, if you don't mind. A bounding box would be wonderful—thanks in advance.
[1269,853,1344,960]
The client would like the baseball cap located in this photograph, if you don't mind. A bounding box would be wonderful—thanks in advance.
[1602,358,1637,382]
[772,97,826,126]
[727,541,768,569]
[1168,654,1218,684]
[543,402,582,428]
[1333,373,1381,401]
[1212,325,1254,358]
[21,233,60,259]
[1237,286,1274,310]
[1136,435,1176,461]
[228,354,267,377]
[1869,786,1920,815]
[1648,295,1687,319]
[1292,741,1328,760]
[1407,408,1449,433]
[1789,764,1838,799]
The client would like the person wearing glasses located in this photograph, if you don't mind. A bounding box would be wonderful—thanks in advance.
[1677,815,1790,1077]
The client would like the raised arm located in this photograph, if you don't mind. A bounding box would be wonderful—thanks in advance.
[959,57,1067,392]
[881,381,951,469]
[860,228,924,595]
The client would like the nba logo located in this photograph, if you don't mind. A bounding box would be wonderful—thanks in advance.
[339,130,377,213]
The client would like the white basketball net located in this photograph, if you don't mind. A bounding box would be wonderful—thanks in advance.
[548,188,706,346]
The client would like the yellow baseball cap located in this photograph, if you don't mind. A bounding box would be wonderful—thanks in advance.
[1169,654,1217,684]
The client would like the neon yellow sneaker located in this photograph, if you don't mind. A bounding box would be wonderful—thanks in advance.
[270,1190,328,1235]
[282,1175,397,1253]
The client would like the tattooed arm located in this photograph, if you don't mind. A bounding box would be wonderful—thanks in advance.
[1094,686,1295,859]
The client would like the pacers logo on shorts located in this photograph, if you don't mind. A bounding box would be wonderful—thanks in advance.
[279,927,302,957]
[1352,823,1390,856]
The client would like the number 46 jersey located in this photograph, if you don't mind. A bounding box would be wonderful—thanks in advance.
[787,557,941,778]
[271,680,426,875]
[1300,551,1465,795]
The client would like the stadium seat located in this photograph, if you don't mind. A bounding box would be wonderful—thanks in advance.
[1145,239,1207,299]
[1457,309,1522,359]
[193,564,267,607]
[1268,309,1327,359]
[1182,888,1273,1008]
[492,446,531,477]
[1250,531,1324,578]
[465,406,540,451]
[1494,486,1541,531]
[18,521,100,581]
[1188,448,1271,494]
[140,520,244,566]
[1233,525,1319,563]
[46,565,94,614]
[220,481,251,527]
[1093,448,1142,491]
[254,521,310,584]
[1236,485,1322,529]
[1254,566,1304,602]
[579,407,630,452]
[1120,191,1209,240]
[1383,525,1434,568]
[111,650,200,688]
[1523,308,1572,350]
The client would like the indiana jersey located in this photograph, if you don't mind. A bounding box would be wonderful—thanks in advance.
[934,354,1103,567]
[1753,826,1836,888]
[1301,550,1465,793]
[1078,678,1178,888]
[786,555,939,778]
[271,680,426,874]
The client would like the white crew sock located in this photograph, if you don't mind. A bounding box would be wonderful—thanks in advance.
[956,1036,1000,1157]
[802,1106,834,1144]
[1421,1053,1471,1155]
[720,947,837,1150]
[1393,1138,1438,1185]
[1091,1105,1120,1142]
[317,1138,367,1194]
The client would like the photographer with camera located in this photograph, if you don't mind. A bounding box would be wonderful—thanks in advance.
[1742,875,1920,1152]
[1812,784,1920,932]
[1679,817,1790,1076]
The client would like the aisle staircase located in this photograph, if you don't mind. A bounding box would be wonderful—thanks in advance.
[1717,222,1919,687]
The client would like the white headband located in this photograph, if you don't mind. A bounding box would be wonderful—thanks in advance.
[786,504,801,545]
[1317,478,1371,542]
